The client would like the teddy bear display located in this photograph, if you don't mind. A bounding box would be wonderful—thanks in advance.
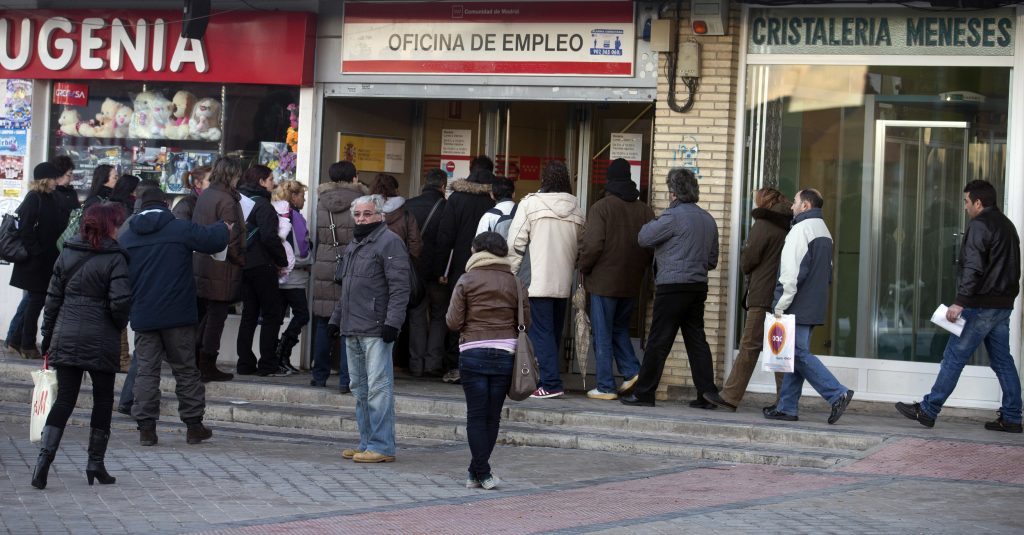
[112,105,133,138]
[129,91,155,139]
[90,98,121,138]
[146,94,174,139]
[189,97,222,141]
[164,91,197,140]
[57,108,94,137]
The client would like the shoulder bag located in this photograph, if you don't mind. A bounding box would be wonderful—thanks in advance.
[328,210,347,284]
[0,194,41,264]
[507,278,539,401]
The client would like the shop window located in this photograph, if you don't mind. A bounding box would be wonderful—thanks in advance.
[740,64,1009,365]
[50,80,298,199]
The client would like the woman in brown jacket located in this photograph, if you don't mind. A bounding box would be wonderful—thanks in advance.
[446,232,529,491]
[192,157,246,382]
[370,173,422,259]
[704,187,792,411]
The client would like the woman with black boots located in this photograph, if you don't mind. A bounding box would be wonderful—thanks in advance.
[274,180,312,373]
[33,202,132,489]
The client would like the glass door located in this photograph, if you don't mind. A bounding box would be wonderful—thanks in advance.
[871,120,977,364]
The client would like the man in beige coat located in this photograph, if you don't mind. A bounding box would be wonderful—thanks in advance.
[507,161,584,399]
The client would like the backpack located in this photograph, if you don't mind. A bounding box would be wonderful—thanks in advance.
[487,203,517,239]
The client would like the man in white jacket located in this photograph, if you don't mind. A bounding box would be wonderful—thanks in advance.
[507,162,584,399]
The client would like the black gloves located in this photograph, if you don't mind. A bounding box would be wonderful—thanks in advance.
[381,325,399,344]
[326,323,340,339]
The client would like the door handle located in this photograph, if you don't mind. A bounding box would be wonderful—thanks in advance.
[951,232,961,266]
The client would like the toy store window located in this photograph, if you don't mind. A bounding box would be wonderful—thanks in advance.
[50,81,299,200]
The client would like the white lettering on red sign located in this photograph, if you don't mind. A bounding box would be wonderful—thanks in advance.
[0,15,208,74]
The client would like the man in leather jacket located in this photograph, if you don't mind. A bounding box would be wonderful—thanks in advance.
[897,180,1022,433]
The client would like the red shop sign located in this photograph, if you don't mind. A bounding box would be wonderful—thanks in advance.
[0,10,317,86]
[52,82,88,106]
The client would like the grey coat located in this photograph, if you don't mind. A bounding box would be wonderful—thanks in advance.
[638,200,719,286]
[312,180,367,317]
[329,223,411,337]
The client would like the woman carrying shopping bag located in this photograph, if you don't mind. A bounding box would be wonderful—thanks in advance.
[32,203,132,490]
[446,232,530,490]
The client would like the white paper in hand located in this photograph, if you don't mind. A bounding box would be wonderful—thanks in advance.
[930,304,966,337]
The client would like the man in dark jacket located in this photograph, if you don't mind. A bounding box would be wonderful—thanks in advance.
[329,194,410,463]
[578,159,654,400]
[405,168,450,377]
[435,161,495,383]
[764,189,853,424]
[119,187,230,446]
[897,180,1022,432]
[236,166,289,376]
[621,168,720,408]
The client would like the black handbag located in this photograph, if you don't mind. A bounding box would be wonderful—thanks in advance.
[0,195,39,264]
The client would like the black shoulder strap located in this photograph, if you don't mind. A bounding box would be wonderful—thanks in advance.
[60,253,95,287]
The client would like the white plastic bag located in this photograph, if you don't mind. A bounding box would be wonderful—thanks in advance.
[30,358,57,443]
[761,314,796,373]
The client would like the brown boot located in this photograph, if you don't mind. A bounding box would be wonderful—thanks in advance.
[199,352,234,383]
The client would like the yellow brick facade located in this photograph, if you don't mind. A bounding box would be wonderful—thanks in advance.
[648,6,743,400]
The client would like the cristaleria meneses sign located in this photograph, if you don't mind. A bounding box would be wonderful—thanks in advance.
[0,10,317,85]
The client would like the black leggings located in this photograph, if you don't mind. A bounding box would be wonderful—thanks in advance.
[45,366,116,431]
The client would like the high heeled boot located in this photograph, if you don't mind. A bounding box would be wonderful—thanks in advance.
[86,428,116,485]
[31,425,64,489]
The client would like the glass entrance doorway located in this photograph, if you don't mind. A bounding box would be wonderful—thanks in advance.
[870,121,978,364]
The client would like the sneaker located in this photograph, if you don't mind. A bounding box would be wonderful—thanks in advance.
[828,390,854,424]
[702,391,737,412]
[341,448,363,459]
[618,374,639,394]
[442,370,461,384]
[763,407,798,421]
[895,402,935,428]
[984,416,1023,433]
[465,477,482,489]
[353,451,396,463]
[530,387,564,399]
[480,475,501,490]
[586,388,618,400]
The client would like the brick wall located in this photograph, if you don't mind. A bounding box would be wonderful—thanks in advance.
[648,6,743,400]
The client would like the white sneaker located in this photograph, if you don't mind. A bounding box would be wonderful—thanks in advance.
[530,387,564,399]
[480,475,501,490]
[618,374,639,394]
[587,388,618,400]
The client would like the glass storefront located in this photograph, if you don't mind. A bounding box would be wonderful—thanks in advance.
[740,64,1010,365]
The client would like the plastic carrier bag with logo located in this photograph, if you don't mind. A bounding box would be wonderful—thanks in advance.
[30,354,58,442]
[761,314,796,373]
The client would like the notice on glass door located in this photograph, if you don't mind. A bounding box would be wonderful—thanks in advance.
[441,129,472,180]
[609,133,642,188]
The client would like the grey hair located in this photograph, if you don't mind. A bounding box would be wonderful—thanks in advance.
[667,168,699,203]
[351,194,386,213]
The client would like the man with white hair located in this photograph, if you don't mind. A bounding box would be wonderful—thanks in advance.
[328,194,411,463]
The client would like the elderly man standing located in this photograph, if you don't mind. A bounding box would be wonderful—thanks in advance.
[329,194,410,463]
[620,168,721,408]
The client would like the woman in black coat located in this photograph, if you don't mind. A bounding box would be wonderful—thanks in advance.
[8,163,68,359]
[32,203,132,490]
[82,164,117,210]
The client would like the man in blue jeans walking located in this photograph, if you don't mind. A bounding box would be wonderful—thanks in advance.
[897,180,1022,433]
[764,189,854,424]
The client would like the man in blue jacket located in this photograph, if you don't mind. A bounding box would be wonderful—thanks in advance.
[119,188,230,446]
[764,189,853,424]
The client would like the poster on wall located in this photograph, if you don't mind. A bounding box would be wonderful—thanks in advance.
[163,151,216,194]
[1,80,32,129]
[0,79,32,197]
[337,133,405,174]
[609,133,642,188]
[440,129,472,179]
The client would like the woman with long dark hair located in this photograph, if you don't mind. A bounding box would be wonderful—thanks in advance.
[83,164,117,210]
[446,232,529,490]
[109,174,140,217]
[32,203,131,489]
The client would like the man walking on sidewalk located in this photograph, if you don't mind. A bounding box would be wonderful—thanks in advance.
[119,188,230,446]
[763,189,853,424]
[897,180,1022,433]
[330,195,411,463]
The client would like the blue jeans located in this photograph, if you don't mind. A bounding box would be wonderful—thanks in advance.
[921,308,1022,423]
[590,294,641,393]
[312,316,349,388]
[460,348,514,481]
[528,297,567,391]
[118,352,138,410]
[346,336,396,456]
[776,325,847,416]
[6,291,28,344]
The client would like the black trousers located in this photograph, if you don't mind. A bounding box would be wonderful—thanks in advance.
[197,299,230,356]
[11,291,46,351]
[46,366,116,431]
[633,288,718,401]
[236,265,283,373]
[279,288,311,340]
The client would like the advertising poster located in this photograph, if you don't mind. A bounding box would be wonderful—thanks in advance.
[609,132,643,188]
[0,79,31,197]
[163,151,216,194]
[1,79,32,129]
[338,133,405,173]
[440,129,472,179]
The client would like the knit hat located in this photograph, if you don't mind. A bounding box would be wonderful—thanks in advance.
[139,187,168,208]
[33,162,62,180]
[606,158,632,182]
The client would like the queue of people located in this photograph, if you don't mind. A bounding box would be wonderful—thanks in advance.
[11,150,1023,493]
